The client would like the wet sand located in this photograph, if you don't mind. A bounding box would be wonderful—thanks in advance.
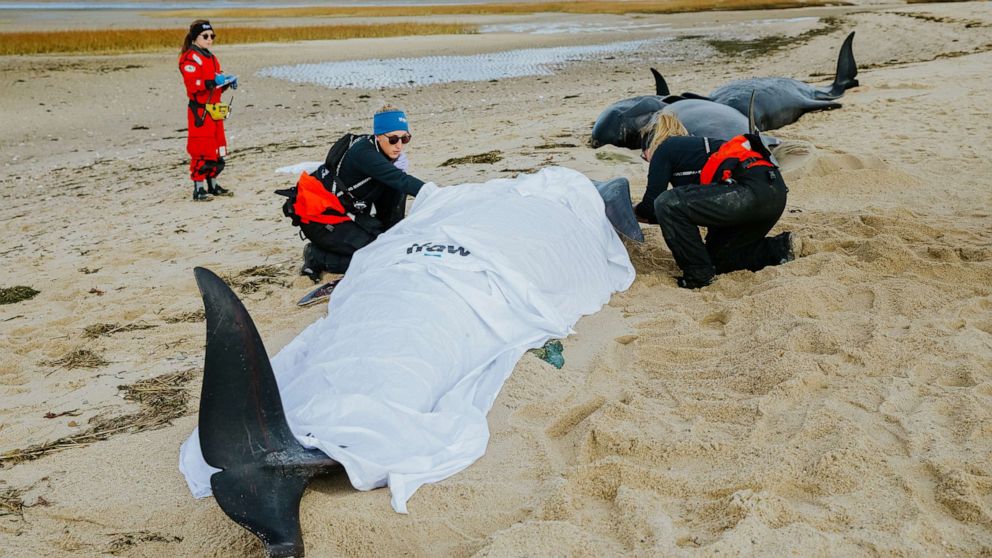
[2,2,992,556]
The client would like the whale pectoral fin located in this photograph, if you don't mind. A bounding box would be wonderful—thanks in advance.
[592,177,645,243]
[193,267,340,558]
[829,31,858,97]
[650,67,670,96]
[801,99,843,112]
[677,92,711,102]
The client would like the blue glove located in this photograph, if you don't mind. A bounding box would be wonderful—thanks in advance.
[215,74,237,89]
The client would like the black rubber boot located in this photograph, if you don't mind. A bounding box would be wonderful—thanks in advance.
[676,275,713,290]
[300,244,322,283]
[207,178,233,197]
[193,181,213,202]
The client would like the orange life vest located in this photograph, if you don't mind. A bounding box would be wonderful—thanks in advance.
[699,134,775,185]
[292,172,351,226]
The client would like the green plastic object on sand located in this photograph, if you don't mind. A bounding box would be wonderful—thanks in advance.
[529,339,564,369]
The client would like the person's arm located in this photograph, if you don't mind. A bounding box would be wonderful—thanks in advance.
[179,51,214,97]
[349,142,424,196]
[635,139,678,224]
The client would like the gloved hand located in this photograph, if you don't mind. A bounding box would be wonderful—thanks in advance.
[215,74,238,89]
[634,200,657,224]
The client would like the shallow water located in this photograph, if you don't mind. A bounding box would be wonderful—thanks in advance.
[258,40,652,89]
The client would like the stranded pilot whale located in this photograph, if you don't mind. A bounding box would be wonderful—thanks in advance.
[185,174,641,557]
[658,31,859,131]
[590,31,857,150]
[589,94,762,150]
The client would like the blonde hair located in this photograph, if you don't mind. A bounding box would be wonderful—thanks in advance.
[640,112,688,161]
[375,104,401,114]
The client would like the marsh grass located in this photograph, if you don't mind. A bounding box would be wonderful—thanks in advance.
[0,369,195,465]
[706,15,840,57]
[0,23,475,56]
[441,151,504,166]
[155,0,834,20]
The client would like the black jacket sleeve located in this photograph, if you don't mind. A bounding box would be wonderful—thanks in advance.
[346,140,424,196]
[636,138,679,224]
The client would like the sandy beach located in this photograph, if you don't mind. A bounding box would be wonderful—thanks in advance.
[2,1,992,556]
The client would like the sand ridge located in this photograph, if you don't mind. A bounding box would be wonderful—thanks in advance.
[1,2,992,556]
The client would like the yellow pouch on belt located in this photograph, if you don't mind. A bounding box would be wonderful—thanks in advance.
[205,102,230,120]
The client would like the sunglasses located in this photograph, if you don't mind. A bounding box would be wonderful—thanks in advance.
[200,33,216,40]
[384,134,411,145]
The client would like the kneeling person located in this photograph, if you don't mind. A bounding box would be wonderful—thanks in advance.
[292,105,425,280]
[637,114,798,289]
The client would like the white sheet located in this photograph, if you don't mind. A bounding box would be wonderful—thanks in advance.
[179,166,635,512]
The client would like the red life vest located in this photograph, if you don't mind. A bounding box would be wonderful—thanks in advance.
[292,172,351,226]
[699,135,774,185]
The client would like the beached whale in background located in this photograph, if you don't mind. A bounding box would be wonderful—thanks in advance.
[589,94,761,150]
[181,170,640,557]
[589,67,756,150]
[657,31,859,132]
[590,31,858,150]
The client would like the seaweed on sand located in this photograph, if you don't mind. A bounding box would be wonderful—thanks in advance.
[0,368,196,465]
[706,16,841,58]
[0,286,39,305]
[41,348,108,370]
[440,151,504,166]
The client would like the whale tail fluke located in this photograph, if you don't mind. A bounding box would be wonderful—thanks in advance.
[650,67,670,96]
[194,267,340,558]
[828,31,859,97]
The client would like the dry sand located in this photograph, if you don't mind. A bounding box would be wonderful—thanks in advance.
[2,2,992,556]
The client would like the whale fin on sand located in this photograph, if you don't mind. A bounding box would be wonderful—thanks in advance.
[194,267,340,558]
[592,177,644,243]
[827,31,859,97]
[650,67,670,96]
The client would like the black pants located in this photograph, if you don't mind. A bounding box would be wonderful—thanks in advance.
[300,190,408,274]
[654,166,789,284]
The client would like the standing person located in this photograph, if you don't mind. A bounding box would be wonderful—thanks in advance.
[635,113,799,289]
[287,105,425,281]
[178,20,238,201]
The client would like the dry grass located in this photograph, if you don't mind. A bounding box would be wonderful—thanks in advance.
[41,348,109,370]
[0,23,475,56]
[83,321,157,339]
[0,487,24,518]
[163,309,205,324]
[106,530,182,555]
[154,0,836,20]
[222,264,292,295]
[0,368,196,466]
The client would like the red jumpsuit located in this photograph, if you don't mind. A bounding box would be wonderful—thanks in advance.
[178,46,227,181]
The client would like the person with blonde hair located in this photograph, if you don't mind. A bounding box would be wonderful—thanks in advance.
[636,112,798,289]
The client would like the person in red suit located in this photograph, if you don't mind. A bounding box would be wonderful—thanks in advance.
[178,20,237,201]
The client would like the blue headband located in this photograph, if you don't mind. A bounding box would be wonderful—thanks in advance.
[373,110,409,135]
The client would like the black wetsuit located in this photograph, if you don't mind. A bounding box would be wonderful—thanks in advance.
[302,136,424,274]
[643,136,791,286]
